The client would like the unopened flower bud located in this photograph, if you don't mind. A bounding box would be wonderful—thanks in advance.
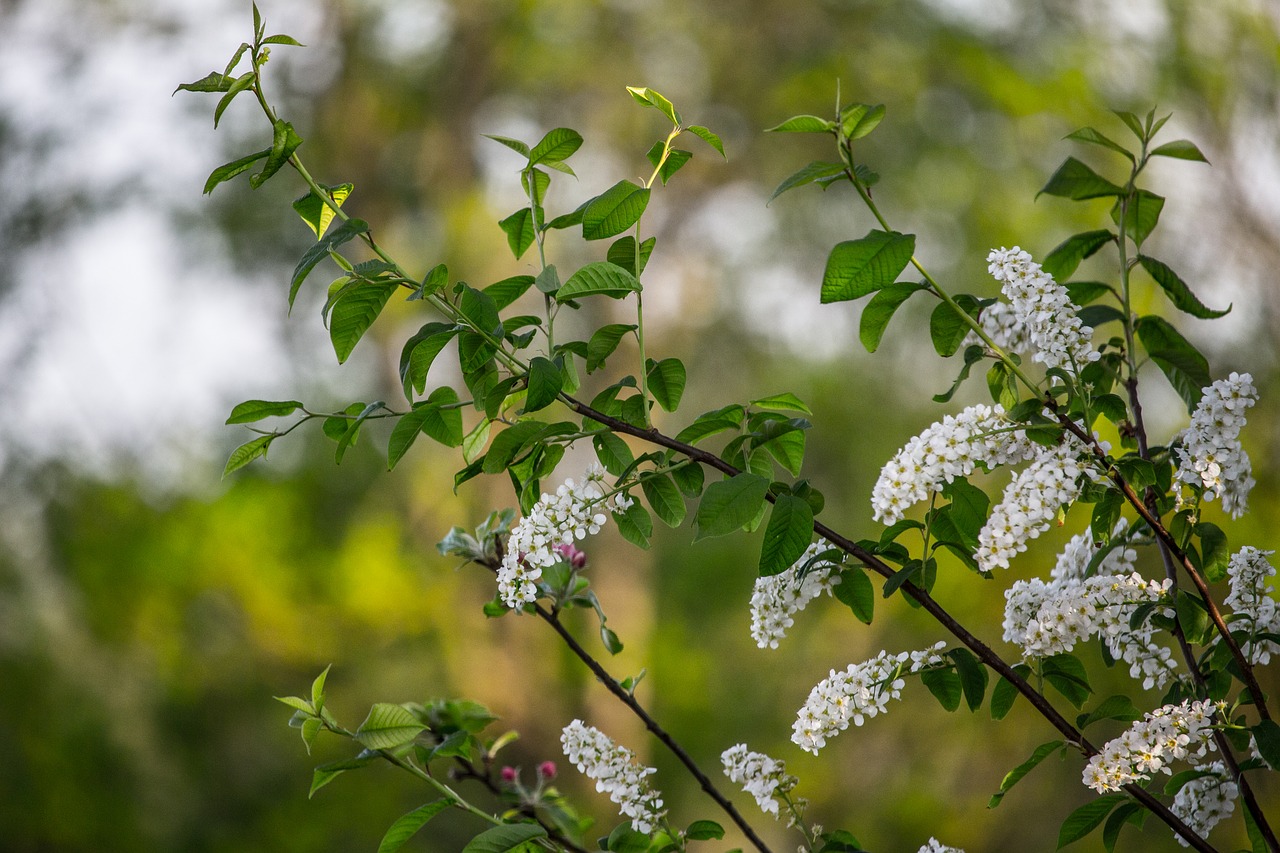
[500,766,518,783]
[538,760,557,780]
[555,542,588,569]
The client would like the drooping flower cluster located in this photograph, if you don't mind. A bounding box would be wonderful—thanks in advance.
[1003,571,1176,689]
[498,465,631,609]
[1174,372,1257,518]
[1050,521,1138,584]
[986,246,1100,370]
[871,403,1038,525]
[1224,547,1280,665]
[792,643,946,754]
[917,840,965,853]
[1082,699,1219,793]
[750,539,841,649]
[561,720,665,834]
[720,743,798,818]
[975,438,1089,571]
[1170,762,1238,847]
[967,299,1030,356]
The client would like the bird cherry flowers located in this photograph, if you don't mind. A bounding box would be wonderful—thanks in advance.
[560,720,665,834]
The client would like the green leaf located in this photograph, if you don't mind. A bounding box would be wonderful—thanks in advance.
[765,115,835,133]
[1058,795,1127,848]
[1102,802,1145,853]
[250,119,303,189]
[1194,522,1229,583]
[1136,255,1229,319]
[399,323,458,398]
[461,823,548,853]
[388,389,464,468]
[1112,110,1146,141]
[223,435,273,478]
[174,71,234,94]
[950,648,988,711]
[758,496,814,577]
[355,703,426,750]
[833,568,873,624]
[694,473,769,541]
[821,230,916,303]
[226,399,303,424]
[1134,315,1210,412]
[606,236,656,277]
[1065,127,1135,162]
[759,429,806,477]
[641,473,686,527]
[593,432,634,476]
[646,358,686,412]
[859,281,928,352]
[458,285,504,338]
[625,86,680,124]
[1043,654,1092,708]
[1150,139,1209,163]
[1076,695,1142,730]
[377,800,456,853]
[310,665,330,709]
[203,148,270,194]
[990,664,1031,720]
[1111,190,1164,246]
[335,401,386,463]
[557,262,642,302]
[582,180,650,241]
[292,183,354,239]
[261,33,304,46]
[921,667,962,711]
[290,218,369,310]
[1252,720,1280,773]
[330,282,397,364]
[530,127,584,166]
[1176,591,1212,645]
[309,755,376,798]
[1042,230,1114,281]
[749,392,812,415]
[484,134,531,158]
[988,740,1063,808]
[412,264,449,301]
[685,820,725,841]
[587,324,637,373]
[929,295,980,357]
[840,103,886,139]
[615,501,653,548]
[498,209,536,260]
[685,125,725,157]
[213,71,255,128]
[647,143,692,185]
[1037,157,1125,200]
[524,357,563,413]
[769,161,846,203]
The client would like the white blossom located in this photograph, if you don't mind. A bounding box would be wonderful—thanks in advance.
[1051,519,1138,584]
[987,246,1100,370]
[1082,699,1219,793]
[1175,372,1257,518]
[871,403,1038,525]
[498,465,632,609]
[976,438,1089,571]
[917,840,965,853]
[750,540,841,649]
[792,643,946,754]
[1170,762,1238,847]
[721,744,797,818]
[1224,547,1280,665]
[965,299,1030,356]
[561,720,665,834]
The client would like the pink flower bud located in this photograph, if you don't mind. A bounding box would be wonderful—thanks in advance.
[538,760,557,780]
[554,542,588,569]
[500,766,518,783]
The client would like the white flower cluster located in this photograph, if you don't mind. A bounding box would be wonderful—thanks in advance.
[986,246,1100,370]
[917,840,965,853]
[561,720,665,834]
[967,299,1031,356]
[720,743,797,818]
[498,465,631,609]
[871,403,1038,525]
[1050,521,1138,584]
[1224,547,1280,665]
[1174,372,1257,518]
[1082,699,1219,793]
[976,439,1089,571]
[750,540,841,649]
[1003,571,1177,690]
[792,643,946,754]
[1170,762,1238,847]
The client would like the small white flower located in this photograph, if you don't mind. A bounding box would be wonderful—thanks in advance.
[918,840,965,853]
[750,540,841,649]
[561,720,665,834]
[1170,762,1237,847]
[1082,699,1220,793]
[987,247,1100,371]
[1224,547,1280,665]
[976,438,1089,571]
[1174,372,1257,518]
[721,744,797,818]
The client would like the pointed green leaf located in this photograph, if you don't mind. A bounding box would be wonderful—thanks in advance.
[695,473,769,541]
[840,103,886,140]
[759,429,806,477]
[1111,189,1163,246]
[557,262,642,302]
[1150,139,1209,163]
[686,125,725,157]
[377,800,455,853]
[1076,695,1142,730]
[483,134,531,158]
[990,663,1031,720]
[309,755,376,799]
[249,119,302,189]
[223,435,273,478]
[461,823,547,853]
[1042,230,1114,281]
[769,160,846,203]
[821,230,915,303]
[203,148,271,194]
[685,820,725,841]
[1136,255,1229,319]
[921,667,962,711]
[759,495,814,576]
[399,323,457,398]
[929,295,979,357]
[524,357,563,413]
[1043,654,1092,708]
[749,392,812,415]
[646,145,692,185]
[606,236,655,277]
[582,180,650,241]
[1058,795,1127,848]
[213,71,255,128]
[1037,157,1124,200]
[833,568,873,624]
[293,183,354,239]
[355,703,426,750]
[226,399,303,424]
[174,71,234,94]
[615,501,653,548]
[485,275,536,311]
[530,127,583,165]
[1134,315,1210,412]
[335,401,386,463]
[988,740,1063,808]
[625,86,679,124]
[1112,110,1145,141]
[458,285,504,337]
[949,648,988,711]
[330,282,397,364]
[641,473,686,527]
[587,324,637,373]
[290,218,369,309]
[766,115,835,133]
[859,281,928,351]
[261,33,304,46]
[646,357,686,412]
[1065,127,1134,162]
[498,208,535,260]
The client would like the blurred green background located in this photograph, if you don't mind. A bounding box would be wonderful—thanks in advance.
[2,0,1279,850]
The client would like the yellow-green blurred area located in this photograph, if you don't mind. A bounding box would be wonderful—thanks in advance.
[2,0,1279,850]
